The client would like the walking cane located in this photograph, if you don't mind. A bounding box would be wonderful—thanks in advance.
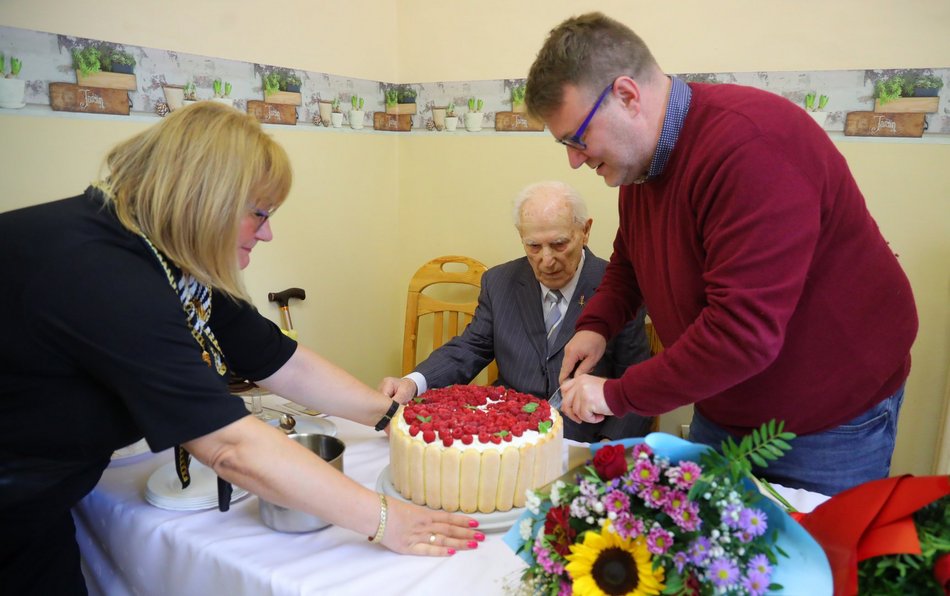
[268,287,307,335]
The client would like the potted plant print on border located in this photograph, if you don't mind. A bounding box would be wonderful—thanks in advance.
[212,79,233,108]
[0,52,25,109]
[464,97,484,132]
[72,43,137,90]
[330,98,344,127]
[804,91,830,128]
[444,102,458,131]
[349,95,365,129]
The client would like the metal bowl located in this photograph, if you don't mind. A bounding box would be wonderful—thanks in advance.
[259,433,345,532]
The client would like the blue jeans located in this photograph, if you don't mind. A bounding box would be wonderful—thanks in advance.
[688,385,905,496]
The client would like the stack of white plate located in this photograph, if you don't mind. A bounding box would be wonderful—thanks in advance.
[145,460,248,511]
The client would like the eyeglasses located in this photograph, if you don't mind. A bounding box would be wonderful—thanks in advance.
[251,207,275,231]
[556,82,614,151]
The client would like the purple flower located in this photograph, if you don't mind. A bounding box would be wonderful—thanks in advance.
[742,570,771,596]
[707,558,739,589]
[689,537,712,565]
[621,471,639,493]
[604,490,630,514]
[672,551,689,573]
[646,527,675,555]
[613,512,645,540]
[747,553,773,576]
[739,507,768,537]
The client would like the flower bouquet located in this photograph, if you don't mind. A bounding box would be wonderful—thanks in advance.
[504,422,832,595]
[795,474,950,595]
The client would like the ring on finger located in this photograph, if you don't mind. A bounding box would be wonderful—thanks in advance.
[428,533,437,544]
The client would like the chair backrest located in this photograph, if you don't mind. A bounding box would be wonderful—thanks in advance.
[645,319,664,356]
[402,255,498,384]
[645,317,664,434]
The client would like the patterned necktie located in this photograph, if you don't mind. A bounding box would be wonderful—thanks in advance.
[544,290,564,352]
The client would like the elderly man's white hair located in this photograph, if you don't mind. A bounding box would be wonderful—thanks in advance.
[512,181,589,229]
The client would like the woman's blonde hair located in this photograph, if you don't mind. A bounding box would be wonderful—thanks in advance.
[99,101,292,302]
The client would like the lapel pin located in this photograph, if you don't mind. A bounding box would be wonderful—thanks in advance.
[578,295,585,306]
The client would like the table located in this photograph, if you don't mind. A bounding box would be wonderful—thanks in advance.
[74,400,829,596]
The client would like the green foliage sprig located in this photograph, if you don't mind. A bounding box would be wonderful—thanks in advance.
[351,95,364,110]
[858,495,950,594]
[445,102,456,117]
[467,97,484,113]
[701,419,797,512]
[331,97,341,113]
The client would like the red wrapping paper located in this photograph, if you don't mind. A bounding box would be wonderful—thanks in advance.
[796,475,950,595]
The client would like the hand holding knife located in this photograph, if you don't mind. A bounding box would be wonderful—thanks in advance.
[548,361,581,410]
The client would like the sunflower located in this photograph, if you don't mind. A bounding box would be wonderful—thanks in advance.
[565,521,665,596]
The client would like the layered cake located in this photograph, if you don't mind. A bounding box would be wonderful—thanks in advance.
[389,385,563,513]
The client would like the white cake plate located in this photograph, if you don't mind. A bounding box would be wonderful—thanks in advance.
[375,465,525,533]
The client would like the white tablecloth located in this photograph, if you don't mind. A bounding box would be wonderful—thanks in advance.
[74,402,829,596]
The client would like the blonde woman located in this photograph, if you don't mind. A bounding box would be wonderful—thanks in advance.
[0,102,480,595]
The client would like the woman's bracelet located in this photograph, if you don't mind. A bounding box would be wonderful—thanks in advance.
[367,493,388,544]
[374,400,400,432]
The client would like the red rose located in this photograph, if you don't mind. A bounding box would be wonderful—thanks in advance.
[592,444,628,480]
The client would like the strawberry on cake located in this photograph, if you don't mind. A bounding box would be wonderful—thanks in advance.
[389,385,563,514]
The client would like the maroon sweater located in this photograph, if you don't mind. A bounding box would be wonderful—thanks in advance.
[577,83,917,435]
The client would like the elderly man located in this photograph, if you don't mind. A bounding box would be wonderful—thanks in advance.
[380,181,653,442]
[526,13,917,495]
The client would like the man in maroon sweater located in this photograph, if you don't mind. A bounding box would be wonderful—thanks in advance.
[525,12,918,495]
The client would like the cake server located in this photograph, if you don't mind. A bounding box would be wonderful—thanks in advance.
[548,387,563,410]
[547,362,580,410]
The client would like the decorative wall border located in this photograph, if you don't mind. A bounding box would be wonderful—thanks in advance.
[1,25,948,135]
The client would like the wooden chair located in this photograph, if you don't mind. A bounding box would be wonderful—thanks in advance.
[645,317,664,434]
[645,318,664,357]
[402,255,498,384]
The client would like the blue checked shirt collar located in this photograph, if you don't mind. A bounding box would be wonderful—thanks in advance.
[637,76,691,183]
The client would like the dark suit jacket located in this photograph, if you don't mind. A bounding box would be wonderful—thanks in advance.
[415,247,653,442]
